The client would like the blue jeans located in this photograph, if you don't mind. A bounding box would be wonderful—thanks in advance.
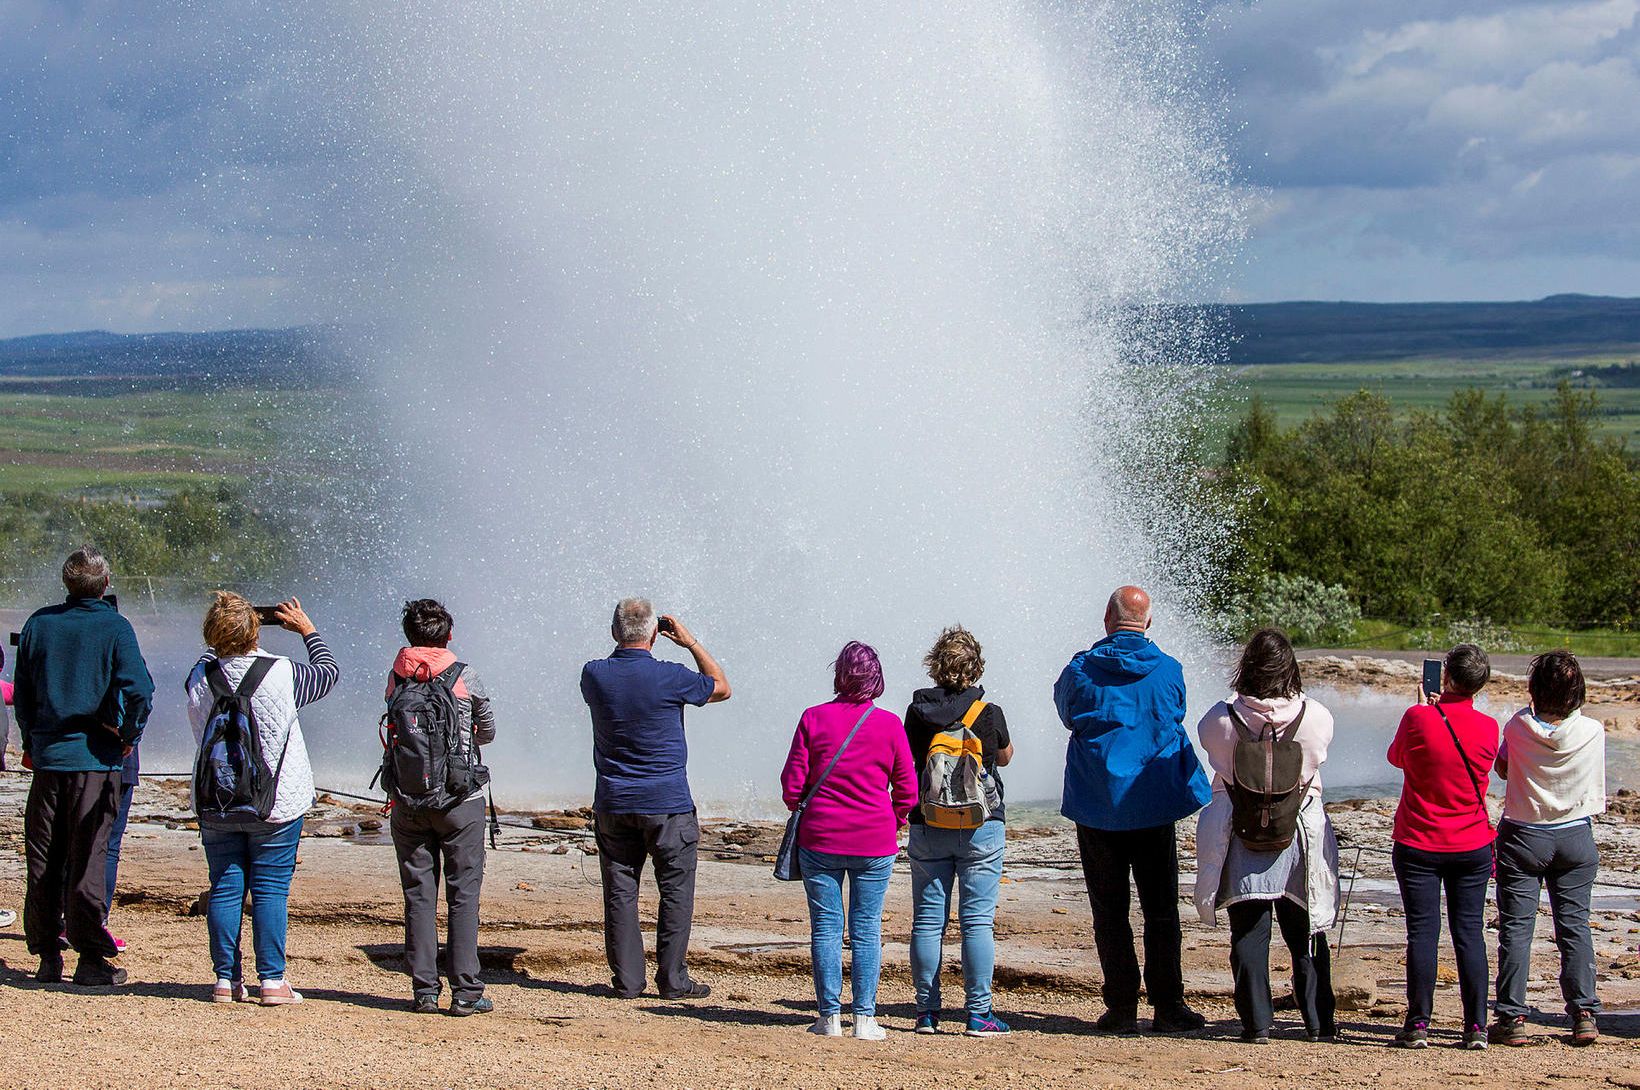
[105,782,135,913]
[909,821,1005,1016]
[201,818,304,981]
[799,849,895,1016]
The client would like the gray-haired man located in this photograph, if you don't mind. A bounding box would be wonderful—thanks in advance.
[580,598,730,999]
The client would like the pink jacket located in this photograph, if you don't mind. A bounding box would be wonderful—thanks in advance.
[781,700,916,857]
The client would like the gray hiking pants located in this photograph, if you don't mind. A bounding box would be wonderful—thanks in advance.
[392,794,487,1001]
[1494,818,1600,1018]
[594,810,699,997]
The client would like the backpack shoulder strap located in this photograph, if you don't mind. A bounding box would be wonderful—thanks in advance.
[205,659,234,700]
[1277,700,1307,743]
[959,700,987,729]
[435,661,466,690]
[236,656,277,698]
[1225,702,1258,743]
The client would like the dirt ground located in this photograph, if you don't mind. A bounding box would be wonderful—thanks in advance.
[6,773,1640,1090]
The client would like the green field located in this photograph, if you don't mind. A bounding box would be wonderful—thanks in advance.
[1225,354,1640,446]
[0,385,347,495]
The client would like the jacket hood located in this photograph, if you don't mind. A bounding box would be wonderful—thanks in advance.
[1082,631,1165,680]
[1232,693,1307,729]
[910,685,986,727]
[392,645,458,679]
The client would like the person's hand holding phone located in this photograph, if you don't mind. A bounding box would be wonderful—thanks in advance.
[658,614,696,649]
[271,597,318,638]
[1420,658,1443,705]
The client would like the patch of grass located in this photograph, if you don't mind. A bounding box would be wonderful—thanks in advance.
[0,387,347,493]
[1338,619,1640,659]
[1219,355,1640,447]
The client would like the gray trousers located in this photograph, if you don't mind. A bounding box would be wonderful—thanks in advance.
[1494,818,1600,1018]
[594,810,699,996]
[391,794,487,1001]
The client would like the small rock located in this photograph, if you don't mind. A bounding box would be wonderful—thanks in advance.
[515,882,535,892]
[358,818,383,832]
[1332,954,1379,1010]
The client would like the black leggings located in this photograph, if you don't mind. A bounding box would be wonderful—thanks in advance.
[1393,841,1493,1029]
[1227,898,1335,1036]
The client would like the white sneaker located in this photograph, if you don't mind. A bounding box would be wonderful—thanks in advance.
[0,909,16,928]
[808,1014,842,1037]
[853,1015,886,1041]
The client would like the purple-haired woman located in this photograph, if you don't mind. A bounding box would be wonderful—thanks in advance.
[780,641,917,1040]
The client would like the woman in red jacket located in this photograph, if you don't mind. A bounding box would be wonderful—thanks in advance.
[1388,643,1499,1050]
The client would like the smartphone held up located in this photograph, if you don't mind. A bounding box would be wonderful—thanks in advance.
[1421,659,1443,699]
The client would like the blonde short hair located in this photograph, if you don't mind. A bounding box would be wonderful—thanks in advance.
[203,590,260,657]
[924,625,985,691]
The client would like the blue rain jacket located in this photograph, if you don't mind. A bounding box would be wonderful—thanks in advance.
[1055,630,1211,831]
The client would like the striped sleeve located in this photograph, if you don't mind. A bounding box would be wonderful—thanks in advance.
[291,631,340,707]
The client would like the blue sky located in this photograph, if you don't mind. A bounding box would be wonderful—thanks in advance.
[1,0,1636,335]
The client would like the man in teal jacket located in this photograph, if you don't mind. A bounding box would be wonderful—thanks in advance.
[14,546,153,986]
[1054,585,1210,1035]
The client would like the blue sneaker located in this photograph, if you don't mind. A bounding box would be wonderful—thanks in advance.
[914,1011,941,1034]
[966,1011,1011,1037]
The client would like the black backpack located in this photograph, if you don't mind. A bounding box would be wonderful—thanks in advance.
[194,657,285,824]
[1225,701,1312,852]
[375,661,489,812]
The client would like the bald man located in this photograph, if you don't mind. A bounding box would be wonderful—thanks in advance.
[1054,586,1211,1035]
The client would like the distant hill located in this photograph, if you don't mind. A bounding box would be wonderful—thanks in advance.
[1213,294,1640,366]
[0,326,346,393]
[5,295,1639,386]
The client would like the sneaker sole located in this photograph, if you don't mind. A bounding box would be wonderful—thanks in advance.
[913,1026,940,1035]
[1396,1039,1428,1049]
[965,1029,1010,1038]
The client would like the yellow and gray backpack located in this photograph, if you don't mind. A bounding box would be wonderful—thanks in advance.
[919,700,1001,829]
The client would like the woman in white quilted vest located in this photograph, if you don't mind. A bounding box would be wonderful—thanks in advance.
[1194,627,1338,1045]
[1489,650,1605,1048]
[186,591,339,1006]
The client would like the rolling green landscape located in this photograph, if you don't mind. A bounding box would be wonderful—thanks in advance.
[3,298,1639,650]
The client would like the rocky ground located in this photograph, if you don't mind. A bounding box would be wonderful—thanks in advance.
[5,768,1640,1090]
[6,652,1640,1089]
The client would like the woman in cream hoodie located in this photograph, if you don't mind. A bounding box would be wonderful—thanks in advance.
[1194,628,1338,1044]
[1489,650,1605,1048]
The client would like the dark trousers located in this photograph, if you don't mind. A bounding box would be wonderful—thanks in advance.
[1228,898,1336,1035]
[1393,841,1493,1028]
[1076,822,1185,1012]
[1494,819,1600,1018]
[595,810,699,996]
[24,769,121,960]
[392,795,488,1001]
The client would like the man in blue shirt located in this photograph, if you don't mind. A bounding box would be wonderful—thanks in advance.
[581,597,730,999]
[15,546,153,987]
[1054,585,1210,1035]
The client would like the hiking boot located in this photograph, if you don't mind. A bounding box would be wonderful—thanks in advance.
[1571,1010,1598,1047]
[965,1011,1011,1038]
[1488,1015,1529,1047]
[660,981,711,1000]
[1240,1027,1271,1045]
[72,957,127,987]
[1096,1008,1140,1035]
[1395,1020,1429,1049]
[411,995,441,1015]
[913,1011,941,1034]
[1463,1025,1488,1050]
[449,995,493,1017]
[36,955,64,984]
[1152,1004,1207,1034]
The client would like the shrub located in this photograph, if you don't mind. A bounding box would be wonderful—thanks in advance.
[1217,573,1361,647]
